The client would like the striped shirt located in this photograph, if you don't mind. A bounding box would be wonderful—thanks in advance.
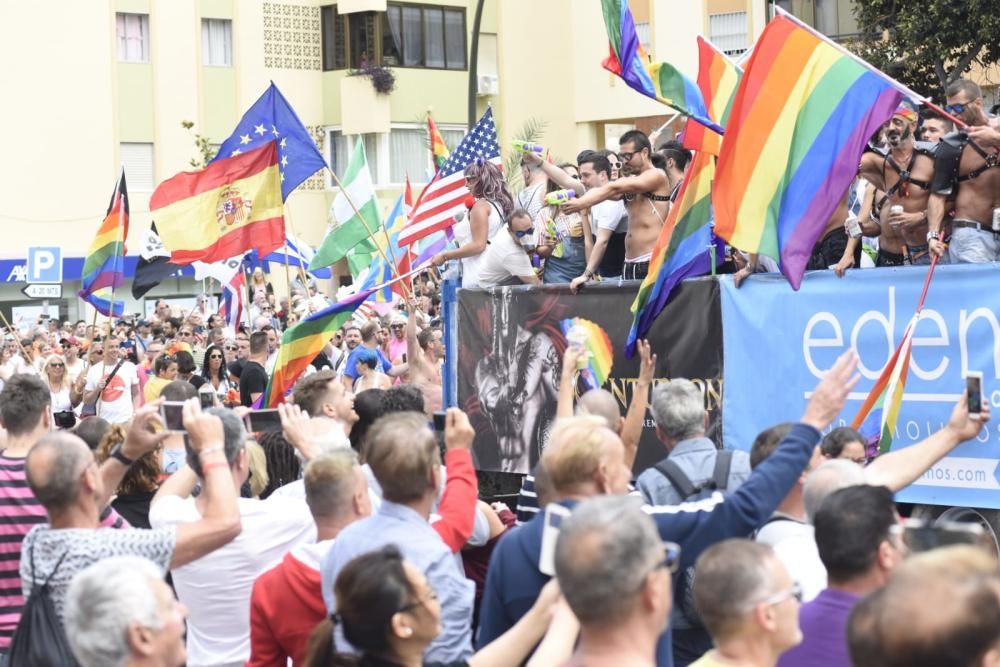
[0,453,127,649]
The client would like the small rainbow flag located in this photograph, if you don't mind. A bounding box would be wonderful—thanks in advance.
[427,115,450,171]
[599,0,722,135]
[626,152,721,357]
[712,14,904,290]
[560,318,614,391]
[683,36,743,156]
[78,169,129,317]
[264,288,375,407]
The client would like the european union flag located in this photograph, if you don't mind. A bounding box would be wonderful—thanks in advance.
[213,82,327,200]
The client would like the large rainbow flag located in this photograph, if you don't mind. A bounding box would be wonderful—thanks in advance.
[626,151,721,357]
[362,182,414,303]
[264,287,375,407]
[683,36,743,156]
[78,170,129,317]
[600,0,722,135]
[712,14,903,289]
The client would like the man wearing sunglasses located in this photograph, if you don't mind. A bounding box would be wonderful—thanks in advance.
[927,78,1000,263]
[476,209,540,287]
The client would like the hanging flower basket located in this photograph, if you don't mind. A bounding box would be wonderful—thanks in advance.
[348,63,397,95]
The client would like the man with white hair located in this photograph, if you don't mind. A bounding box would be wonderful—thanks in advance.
[556,495,676,667]
[65,556,188,667]
[691,539,803,667]
[149,407,315,667]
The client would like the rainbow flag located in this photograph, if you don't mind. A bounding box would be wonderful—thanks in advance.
[626,152,721,357]
[78,170,129,317]
[362,187,413,303]
[560,318,614,390]
[427,115,450,171]
[712,15,903,290]
[600,0,723,135]
[851,314,918,455]
[264,288,375,407]
[683,37,743,155]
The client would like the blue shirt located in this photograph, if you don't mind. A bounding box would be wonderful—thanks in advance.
[320,501,474,663]
[636,437,752,506]
[342,345,392,380]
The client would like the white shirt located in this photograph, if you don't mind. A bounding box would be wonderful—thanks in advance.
[64,358,85,384]
[85,360,138,424]
[589,198,628,234]
[453,200,504,288]
[149,495,316,667]
[758,520,827,603]
[477,230,536,287]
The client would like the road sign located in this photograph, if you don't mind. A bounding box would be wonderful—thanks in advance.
[21,283,62,299]
[26,247,62,284]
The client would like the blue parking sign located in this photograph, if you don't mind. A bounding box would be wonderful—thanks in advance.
[27,247,62,284]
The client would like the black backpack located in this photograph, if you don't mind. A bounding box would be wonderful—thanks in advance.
[654,451,734,634]
[9,548,79,667]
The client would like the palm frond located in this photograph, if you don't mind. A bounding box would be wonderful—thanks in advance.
[500,117,547,190]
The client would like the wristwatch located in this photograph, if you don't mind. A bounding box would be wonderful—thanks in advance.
[926,231,941,242]
[109,444,136,467]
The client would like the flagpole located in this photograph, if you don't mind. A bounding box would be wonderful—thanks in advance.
[325,165,414,301]
[106,170,126,341]
[242,262,254,332]
[0,310,31,363]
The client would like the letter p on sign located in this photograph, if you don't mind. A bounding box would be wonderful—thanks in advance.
[27,247,62,284]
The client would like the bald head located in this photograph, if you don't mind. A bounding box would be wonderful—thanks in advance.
[576,389,622,433]
[803,459,865,523]
[26,432,94,512]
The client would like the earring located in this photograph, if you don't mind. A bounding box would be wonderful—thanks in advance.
[403,627,413,637]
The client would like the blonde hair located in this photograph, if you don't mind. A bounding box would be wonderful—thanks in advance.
[542,415,613,495]
[246,440,270,498]
[42,354,72,393]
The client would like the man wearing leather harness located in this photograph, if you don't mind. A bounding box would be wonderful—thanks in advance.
[859,102,937,266]
[562,130,671,281]
[928,79,1000,263]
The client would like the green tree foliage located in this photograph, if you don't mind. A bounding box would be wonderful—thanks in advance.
[181,120,215,168]
[852,0,1000,100]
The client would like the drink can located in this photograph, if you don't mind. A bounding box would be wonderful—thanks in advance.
[846,215,863,239]
[992,208,1000,232]
[890,205,904,216]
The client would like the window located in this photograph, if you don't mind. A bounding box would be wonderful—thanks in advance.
[120,143,155,191]
[202,19,233,66]
[635,22,651,53]
[116,13,149,63]
[708,12,748,57]
[327,124,465,187]
[321,3,466,70]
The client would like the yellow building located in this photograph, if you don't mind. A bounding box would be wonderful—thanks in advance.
[0,0,763,322]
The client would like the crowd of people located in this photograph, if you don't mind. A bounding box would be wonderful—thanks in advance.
[0,80,996,667]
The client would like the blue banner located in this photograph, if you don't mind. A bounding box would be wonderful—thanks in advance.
[721,264,1000,509]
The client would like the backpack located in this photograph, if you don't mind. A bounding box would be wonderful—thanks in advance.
[654,451,734,635]
[9,547,79,667]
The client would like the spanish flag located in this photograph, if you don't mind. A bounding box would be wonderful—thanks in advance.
[151,141,285,265]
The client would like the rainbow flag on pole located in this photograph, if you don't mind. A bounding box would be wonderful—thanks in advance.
[427,115,450,171]
[78,170,129,317]
[264,287,375,407]
[683,37,743,155]
[712,14,904,289]
[626,152,721,357]
[599,0,722,135]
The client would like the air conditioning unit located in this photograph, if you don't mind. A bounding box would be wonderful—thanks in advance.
[477,74,498,96]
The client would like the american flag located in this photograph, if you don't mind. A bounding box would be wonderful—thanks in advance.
[220,270,246,333]
[398,108,501,247]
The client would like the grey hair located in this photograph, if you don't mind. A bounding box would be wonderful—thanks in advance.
[186,407,247,477]
[65,556,166,667]
[693,539,778,640]
[555,495,663,625]
[650,379,705,441]
[803,459,866,523]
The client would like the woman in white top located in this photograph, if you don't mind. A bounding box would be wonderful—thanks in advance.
[431,161,513,288]
[42,354,80,429]
[200,344,233,403]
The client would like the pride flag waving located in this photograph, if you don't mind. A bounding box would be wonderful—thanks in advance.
[682,36,743,156]
[78,170,129,317]
[713,14,907,289]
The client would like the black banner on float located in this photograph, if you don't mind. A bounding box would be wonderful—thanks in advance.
[456,279,723,475]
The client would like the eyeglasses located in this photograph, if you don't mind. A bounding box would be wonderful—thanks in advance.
[758,582,803,607]
[390,324,405,329]
[514,227,535,238]
[944,102,968,114]
[464,176,478,184]
[618,151,636,162]
[224,345,238,351]
[399,588,439,612]
[48,363,64,368]
[209,354,224,360]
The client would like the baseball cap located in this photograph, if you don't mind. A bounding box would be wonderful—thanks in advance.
[59,336,80,347]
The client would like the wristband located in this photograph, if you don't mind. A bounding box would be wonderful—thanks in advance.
[198,445,224,458]
[927,231,940,241]
[201,460,230,474]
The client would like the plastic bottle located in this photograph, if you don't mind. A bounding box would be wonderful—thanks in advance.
[566,324,589,371]
[544,189,576,206]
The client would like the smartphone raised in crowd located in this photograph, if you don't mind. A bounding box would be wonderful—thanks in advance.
[432,411,446,432]
[893,518,986,553]
[538,503,571,577]
[244,409,283,433]
[966,371,983,414]
[160,401,186,433]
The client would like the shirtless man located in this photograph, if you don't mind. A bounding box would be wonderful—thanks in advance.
[859,103,937,265]
[928,79,1000,263]
[406,299,443,417]
[805,192,859,271]
[562,130,671,280]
